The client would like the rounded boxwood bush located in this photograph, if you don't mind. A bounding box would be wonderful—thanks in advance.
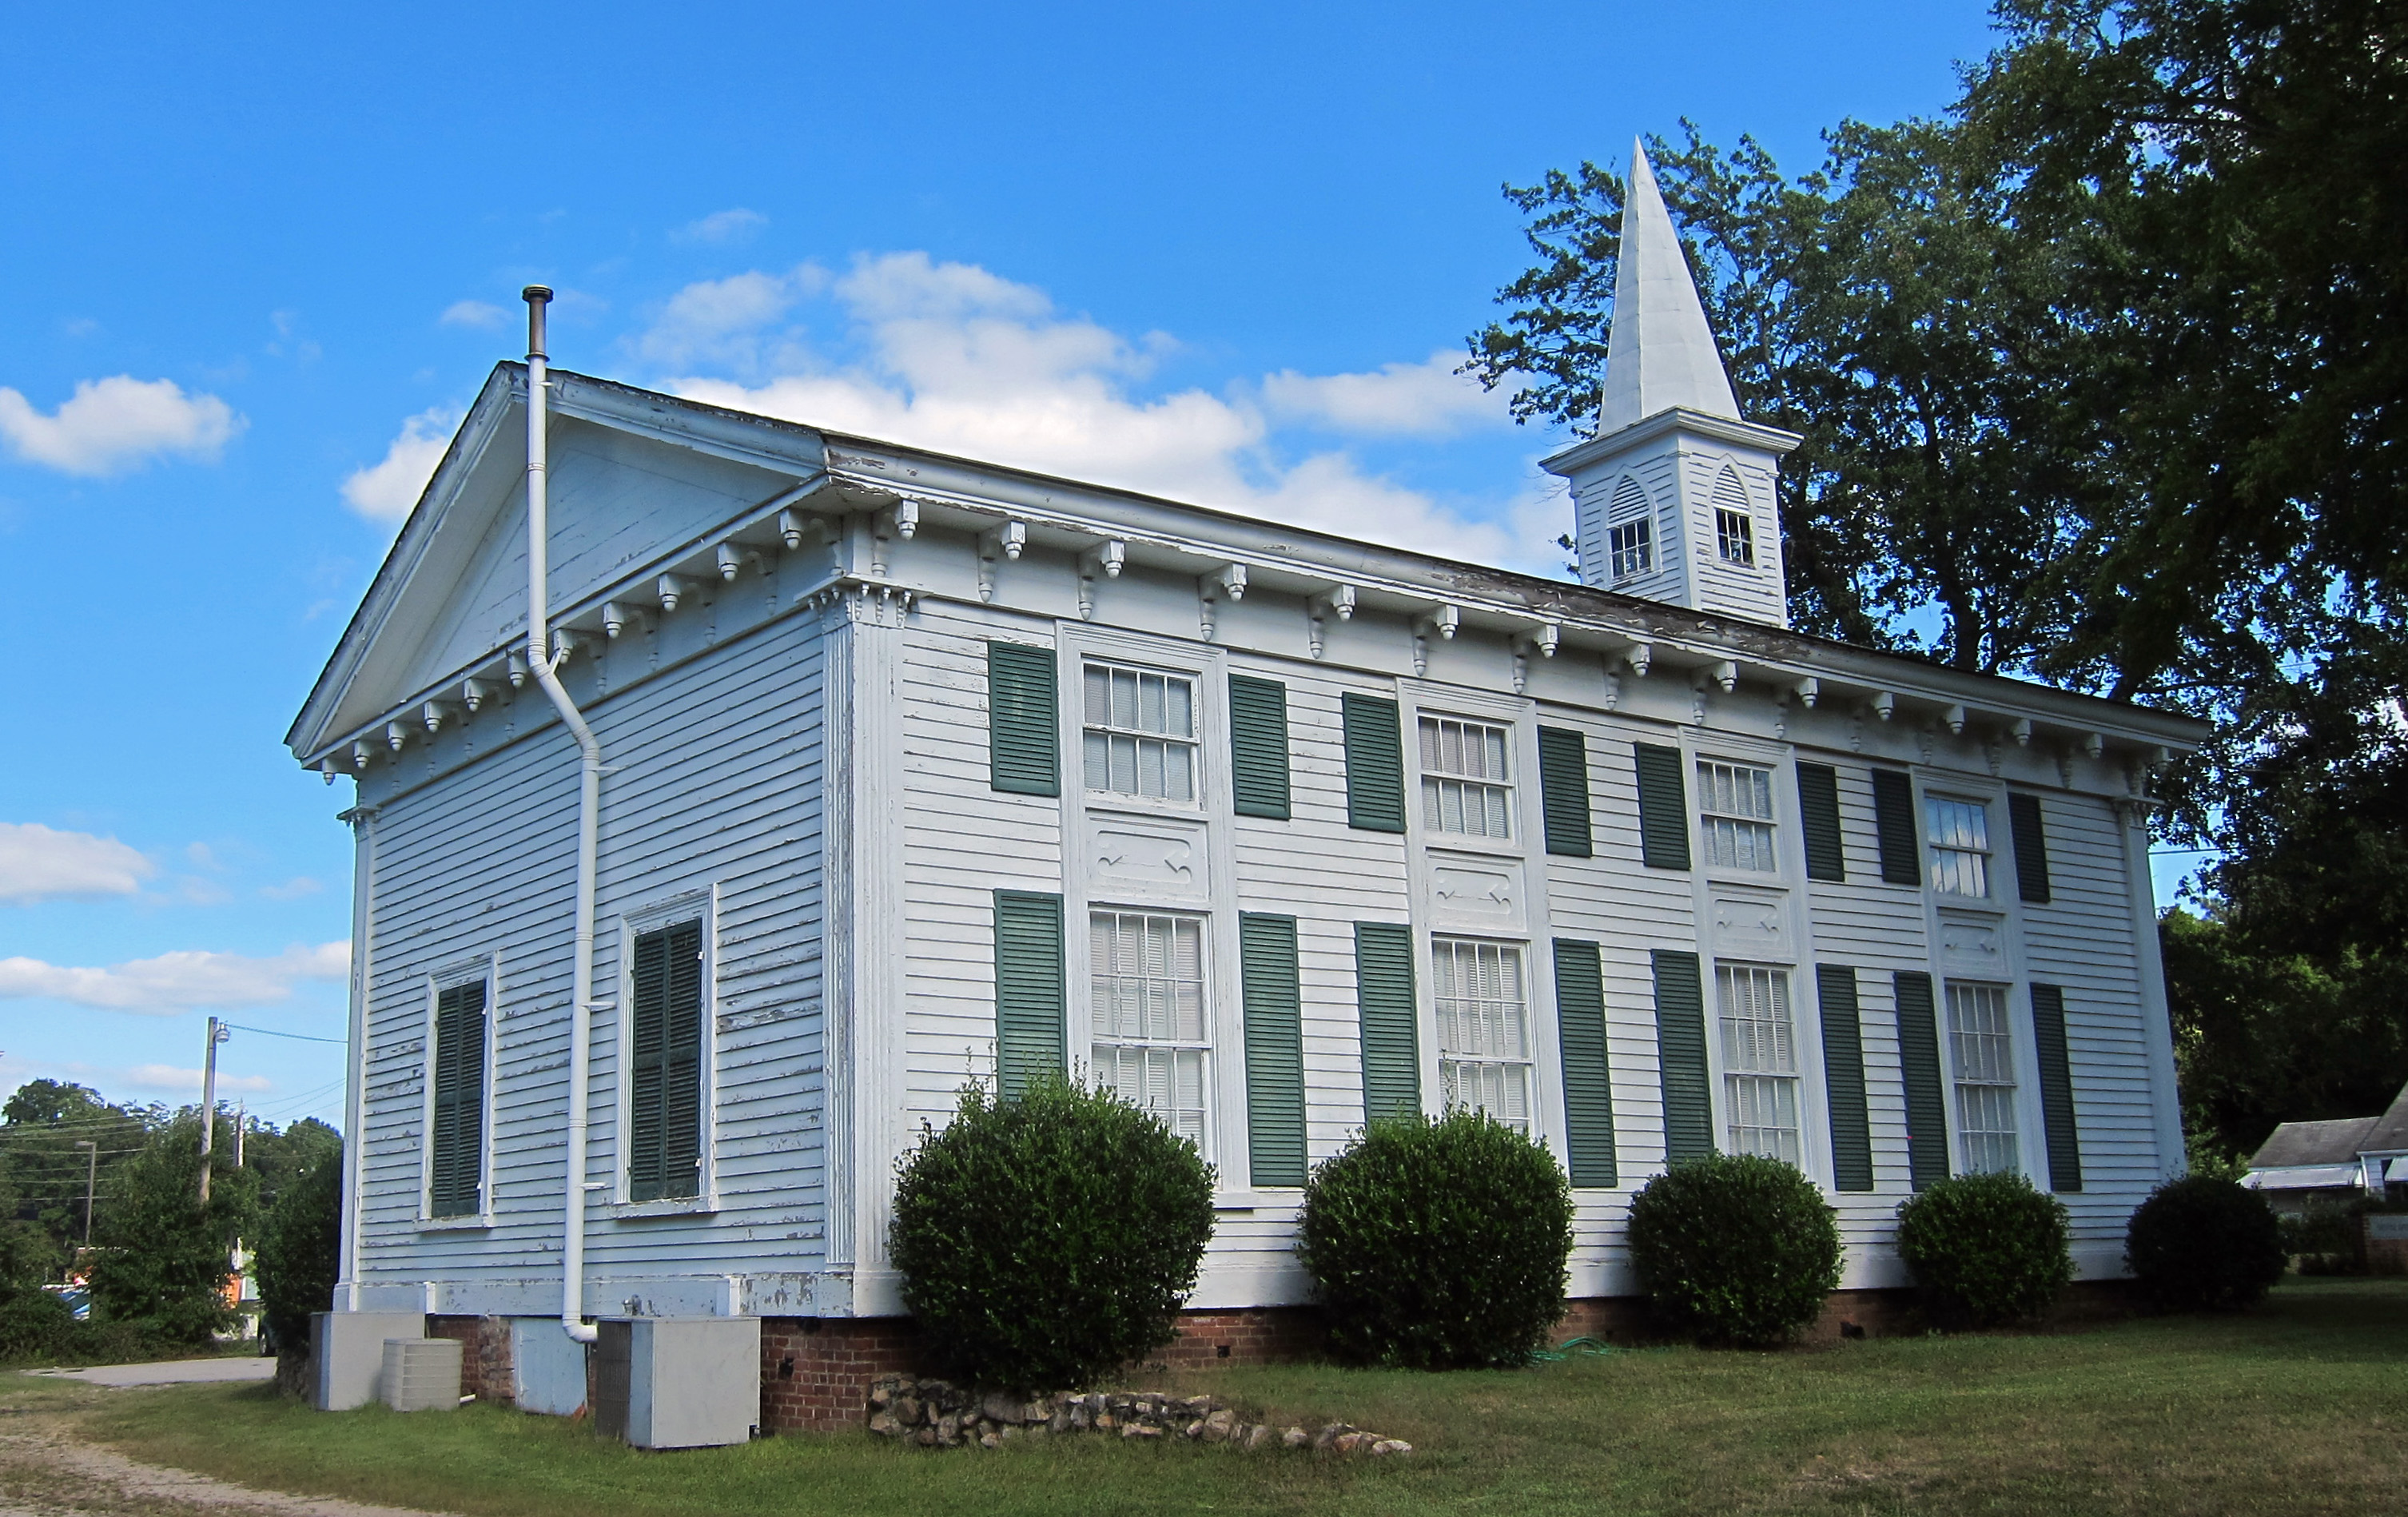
[888,1075,1214,1392]
[2125,1174,2286,1312]
[1626,1153,1841,1347]
[1295,1111,1573,1368]
[1893,1171,2073,1328]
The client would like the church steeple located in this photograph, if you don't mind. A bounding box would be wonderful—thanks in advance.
[1542,137,1802,628]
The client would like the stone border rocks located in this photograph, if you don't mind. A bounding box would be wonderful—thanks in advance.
[866,1377,1411,1455]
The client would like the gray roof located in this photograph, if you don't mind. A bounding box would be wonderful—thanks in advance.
[2251,1117,2378,1169]
[2365,1083,2408,1152]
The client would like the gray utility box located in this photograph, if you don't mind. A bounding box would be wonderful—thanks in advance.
[380,1337,464,1412]
[311,1312,429,1411]
[593,1317,760,1449]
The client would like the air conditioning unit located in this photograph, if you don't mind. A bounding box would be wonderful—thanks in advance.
[592,1318,759,1448]
[380,1337,464,1412]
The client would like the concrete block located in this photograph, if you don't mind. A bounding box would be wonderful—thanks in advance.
[311,1312,428,1411]
[508,1318,591,1416]
[595,1317,760,1449]
[380,1337,464,1411]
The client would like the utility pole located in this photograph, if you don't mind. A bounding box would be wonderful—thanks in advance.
[197,1017,229,1204]
[73,1140,96,1244]
[234,1101,245,1168]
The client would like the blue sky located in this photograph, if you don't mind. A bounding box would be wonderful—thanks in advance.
[0,1,2038,1130]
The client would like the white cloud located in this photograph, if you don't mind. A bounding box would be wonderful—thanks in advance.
[0,376,242,476]
[675,208,768,245]
[440,300,509,329]
[259,876,324,902]
[665,253,1535,567]
[0,822,154,906]
[628,268,824,373]
[342,407,460,524]
[0,942,348,1014]
[1260,351,1508,437]
[123,1064,274,1094]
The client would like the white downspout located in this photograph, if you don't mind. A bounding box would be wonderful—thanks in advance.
[523,286,603,1346]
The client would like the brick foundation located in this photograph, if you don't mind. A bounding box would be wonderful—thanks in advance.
[426,1315,515,1407]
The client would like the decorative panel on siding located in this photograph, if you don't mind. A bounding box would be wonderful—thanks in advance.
[628,918,704,1203]
[1872,768,1920,886]
[1634,743,1693,871]
[429,979,486,1218]
[1650,949,1713,1161]
[1893,970,1949,1190]
[1814,964,1873,1192]
[1551,939,1617,1186]
[1239,913,1307,1186]
[1353,922,1419,1120]
[1341,694,1407,833]
[986,640,1060,796]
[1796,762,1846,882]
[993,890,1066,1097]
[1537,727,1594,858]
[2008,792,2053,905]
[1228,675,1293,821]
[2030,982,2083,1192]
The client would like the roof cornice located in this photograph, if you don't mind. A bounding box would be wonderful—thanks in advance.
[1541,407,1804,476]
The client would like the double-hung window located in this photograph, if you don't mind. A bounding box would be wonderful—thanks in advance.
[1697,759,1778,871]
[1083,663,1196,803]
[1419,716,1513,839]
[1926,796,1992,897]
[428,978,488,1219]
[628,919,705,1202]
[1609,519,1654,579]
[1947,981,2020,1173]
[1715,508,1755,566]
[1090,911,1208,1149]
[1716,964,1801,1164]
[1432,938,1531,1131]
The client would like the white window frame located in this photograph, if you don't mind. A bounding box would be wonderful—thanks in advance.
[1713,962,1805,1166]
[1714,507,1756,567]
[1926,794,1992,898]
[607,885,719,1212]
[1609,517,1654,580]
[1418,712,1516,842]
[1081,658,1201,806]
[1945,979,2020,1174]
[418,954,500,1228]
[1087,908,1212,1156]
[1431,937,1534,1133]
[1696,756,1780,874]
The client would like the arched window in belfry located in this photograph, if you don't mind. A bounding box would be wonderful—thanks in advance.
[1606,476,1654,580]
[1710,466,1755,567]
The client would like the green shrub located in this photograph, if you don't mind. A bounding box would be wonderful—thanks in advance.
[889,1075,1215,1392]
[1893,1171,2073,1328]
[257,1141,343,1360]
[86,1113,257,1345]
[0,1288,75,1360]
[2126,1174,2286,1311]
[1626,1153,1841,1347]
[1294,1111,1574,1368]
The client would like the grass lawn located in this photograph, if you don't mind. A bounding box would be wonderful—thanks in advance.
[18,1277,2408,1517]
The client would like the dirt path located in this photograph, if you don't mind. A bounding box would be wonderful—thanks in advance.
[0,1411,452,1517]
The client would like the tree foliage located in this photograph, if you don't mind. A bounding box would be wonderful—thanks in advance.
[86,1112,257,1345]
[256,1138,343,1354]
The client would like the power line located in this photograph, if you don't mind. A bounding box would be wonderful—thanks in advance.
[220,1022,347,1046]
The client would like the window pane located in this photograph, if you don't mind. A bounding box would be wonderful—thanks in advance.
[1698,761,1777,872]
[1082,662,1200,802]
[1433,940,1531,1131]
[1718,965,1801,1161]
[1947,982,2019,1173]
[1926,798,1992,896]
[1091,912,1209,1149]
[1419,717,1514,839]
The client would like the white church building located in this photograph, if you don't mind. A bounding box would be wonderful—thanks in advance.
[289,146,2203,1427]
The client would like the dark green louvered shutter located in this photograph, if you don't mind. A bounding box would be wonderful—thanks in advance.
[1353,922,1419,1121]
[2008,793,2053,905]
[987,641,1059,796]
[1228,675,1292,820]
[1797,762,1846,883]
[430,980,486,1217]
[1240,914,1306,1185]
[1341,694,1407,833]
[629,921,704,1202]
[993,891,1066,1098]
[1537,727,1594,858]
[1872,768,1921,886]
[1815,966,1873,1192]
[1894,970,1949,1189]
[1634,743,1692,870]
[2030,983,2083,1192]
[1552,941,1616,1186]
[1651,950,1712,1161]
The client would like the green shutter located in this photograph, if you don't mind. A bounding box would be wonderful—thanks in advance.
[1872,768,1921,886]
[628,921,704,1202]
[2030,983,2083,1192]
[430,981,486,1218]
[1633,743,1692,870]
[2008,792,2053,905]
[1551,941,1617,1187]
[1353,922,1419,1121]
[1228,675,1292,820]
[1651,950,1712,1162]
[993,891,1066,1098]
[986,641,1060,796]
[1797,762,1846,882]
[1894,970,1949,1190]
[1816,965,1873,1192]
[1537,727,1594,858]
[1240,914,1307,1186]
[1341,693,1407,833]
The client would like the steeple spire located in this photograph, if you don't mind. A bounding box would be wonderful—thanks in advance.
[1597,140,1739,434]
